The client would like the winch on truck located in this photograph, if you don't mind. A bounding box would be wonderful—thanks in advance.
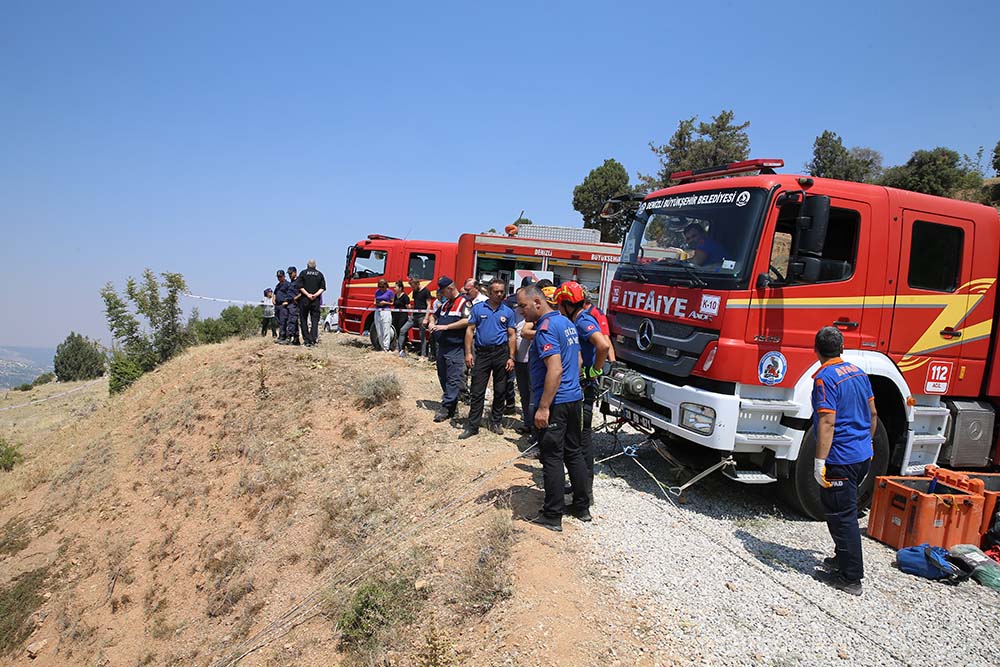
[599,158,1000,520]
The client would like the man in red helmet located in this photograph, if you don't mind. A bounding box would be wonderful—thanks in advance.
[554,281,613,492]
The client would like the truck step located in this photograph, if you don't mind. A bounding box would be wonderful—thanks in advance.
[910,433,947,445]
[911,405,950,417]
[723,468,777,484]
[734,432,793,446]
[739,398,799,412]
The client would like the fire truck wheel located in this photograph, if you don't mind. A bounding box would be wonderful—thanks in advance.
[779,418,889,521]
[368,322,398,351]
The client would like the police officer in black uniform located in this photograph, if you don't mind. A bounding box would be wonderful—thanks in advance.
[297,259,326,347]
[428,276,470,423]
[273,269,298,345]
[285,266,302,345]
[461,278,516,439]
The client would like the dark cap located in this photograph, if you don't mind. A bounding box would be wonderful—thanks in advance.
[520,276,535,288]
[437,275,454,289]
[276,269,285,277]
[287,266,297,274]
[264,288,273,296]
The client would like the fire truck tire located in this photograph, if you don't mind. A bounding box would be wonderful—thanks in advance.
[779,418,889,521]
[368,321,398,351]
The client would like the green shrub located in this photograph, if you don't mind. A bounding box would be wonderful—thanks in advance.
[355,373,402,409]
[108,353,144,395]
[0,438,24,472]
[31,372,55,386]
[336,575,422,651]
[54,332,106,381]
[12,383,32,392]
[0,567,48,655]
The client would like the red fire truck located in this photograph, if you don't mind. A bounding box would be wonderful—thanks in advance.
[599,158,1000,519]
[339,227,623,348]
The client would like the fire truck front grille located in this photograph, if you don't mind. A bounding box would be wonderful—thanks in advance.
[610,313,719,379]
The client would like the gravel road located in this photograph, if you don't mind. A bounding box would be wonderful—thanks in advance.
[579,429,1000,667]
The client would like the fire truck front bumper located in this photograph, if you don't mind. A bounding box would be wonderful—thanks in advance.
[600,365,739,452]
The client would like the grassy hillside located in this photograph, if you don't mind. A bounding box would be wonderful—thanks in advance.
[0,336,652,667]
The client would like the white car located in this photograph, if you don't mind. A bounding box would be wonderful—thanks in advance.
[323,308,339,332]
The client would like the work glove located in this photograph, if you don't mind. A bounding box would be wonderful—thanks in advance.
[582,365,603,379]
[814,458,832,488]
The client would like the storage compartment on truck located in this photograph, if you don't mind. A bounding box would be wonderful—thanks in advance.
[940,400,995,468]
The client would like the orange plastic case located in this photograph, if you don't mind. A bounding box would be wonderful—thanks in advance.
[867,475,984,550]
[925,466,1000,543]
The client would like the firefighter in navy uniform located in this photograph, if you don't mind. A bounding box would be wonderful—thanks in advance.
[811,326,877,596]
[297,259,326,347]
[554,281,612,493]
[517,283,588,532]
[428,276,470,423]
[461,278,516,439]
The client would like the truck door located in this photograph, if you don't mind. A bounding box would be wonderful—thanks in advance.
[747,198,872,352]
[888,211,974,395]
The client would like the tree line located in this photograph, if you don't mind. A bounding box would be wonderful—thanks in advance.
[572,111,1000,242]
[42,271,272,394]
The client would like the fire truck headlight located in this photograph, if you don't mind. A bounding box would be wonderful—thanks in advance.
[680,403,715,436]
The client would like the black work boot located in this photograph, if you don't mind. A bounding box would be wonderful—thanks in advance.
[525,513,562,532]
[433,408,451,423]
[487,421,504,436]
[458,427,479,440]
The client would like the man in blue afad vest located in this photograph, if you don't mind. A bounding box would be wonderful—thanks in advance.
[428,276,470,424]
[811,326,877,596]
[461,279,516,439]
[517,284,589,532]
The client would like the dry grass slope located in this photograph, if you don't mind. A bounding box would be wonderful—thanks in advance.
[0,337,525,667]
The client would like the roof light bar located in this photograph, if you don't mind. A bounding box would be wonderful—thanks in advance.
[670,158,784,183]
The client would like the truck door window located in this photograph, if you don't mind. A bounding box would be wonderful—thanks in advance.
[908,221,962,292]
[407,253,436,281]
[769,204,860,283]
[351,249,386,279]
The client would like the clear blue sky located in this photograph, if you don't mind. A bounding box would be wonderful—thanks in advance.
[2,0,997,347]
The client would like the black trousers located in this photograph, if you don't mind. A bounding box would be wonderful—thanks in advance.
[436,344,465,412]
[539,400,589,517]
[299,298,321,344]
[467,345,508,429]
[514,361,533,430]
[277,303,299,341]
[582,381,597,482]
[821,458,871,582]
[260,316,277,337]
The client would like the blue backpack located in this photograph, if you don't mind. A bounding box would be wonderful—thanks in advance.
[896,544,969,584]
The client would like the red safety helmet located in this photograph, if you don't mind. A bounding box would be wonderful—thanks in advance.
[553,281,586,306]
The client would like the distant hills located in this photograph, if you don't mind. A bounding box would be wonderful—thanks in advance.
[0,346,54,388]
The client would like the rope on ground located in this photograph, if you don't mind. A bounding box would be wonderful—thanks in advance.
[211,443,537,667]
[600,450,913,667]
[0,378,104,413]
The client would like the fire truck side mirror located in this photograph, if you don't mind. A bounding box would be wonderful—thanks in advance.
[600,200,622,219]
[787,256,822,282]
[796,195,831,256]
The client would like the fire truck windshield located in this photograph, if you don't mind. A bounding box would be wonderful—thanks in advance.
[619,187,768,288]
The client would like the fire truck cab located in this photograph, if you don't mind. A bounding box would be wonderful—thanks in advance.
[601,159,1000,519]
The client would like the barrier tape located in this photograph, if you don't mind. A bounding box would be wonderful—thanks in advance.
[184,294,433,315]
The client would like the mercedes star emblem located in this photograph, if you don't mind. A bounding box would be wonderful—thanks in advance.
[636,319,655,351]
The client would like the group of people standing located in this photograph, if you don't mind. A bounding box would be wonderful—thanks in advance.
[261,260,327,347]
[422,274,614,533]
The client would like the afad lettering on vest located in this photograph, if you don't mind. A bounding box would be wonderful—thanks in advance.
[618,290,689,318]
